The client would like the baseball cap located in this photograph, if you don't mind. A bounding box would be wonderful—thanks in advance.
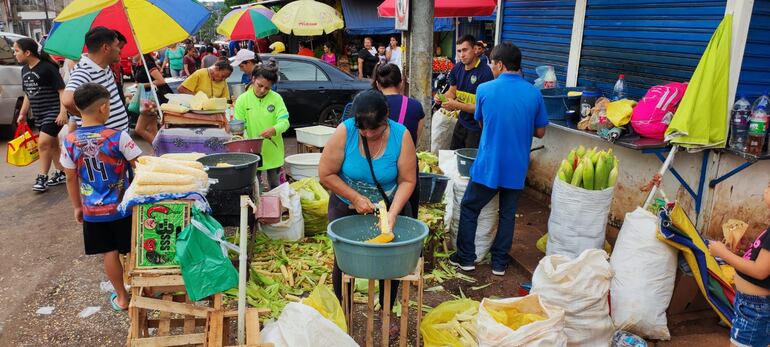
[269,41,285,54]
[229,49,257,67]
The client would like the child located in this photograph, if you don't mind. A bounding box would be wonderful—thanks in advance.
[234,65,289,190]
[377,43,387,65]
[709,182,770,347]
[61,83,142,311]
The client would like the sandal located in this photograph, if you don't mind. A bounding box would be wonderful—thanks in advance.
[109,292,128,312]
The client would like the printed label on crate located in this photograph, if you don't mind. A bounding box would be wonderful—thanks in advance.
[135,202,190,268]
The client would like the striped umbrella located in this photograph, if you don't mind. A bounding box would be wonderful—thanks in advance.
[217,5,278,41]
[43,0,210,60]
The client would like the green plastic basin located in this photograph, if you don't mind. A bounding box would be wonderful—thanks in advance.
[327,215,428,280]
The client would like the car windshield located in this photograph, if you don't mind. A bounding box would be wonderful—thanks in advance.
[0,34,21,66]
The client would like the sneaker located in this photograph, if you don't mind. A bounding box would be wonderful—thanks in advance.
[32,174,48,192]
[492,267,506,276]
[448,254,475,271]
[46,171,66,186]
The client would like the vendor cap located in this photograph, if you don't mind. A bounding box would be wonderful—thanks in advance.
[229,49,256,67]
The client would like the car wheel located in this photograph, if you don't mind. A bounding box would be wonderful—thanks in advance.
[318,104,346,127]
[0,97,25,140]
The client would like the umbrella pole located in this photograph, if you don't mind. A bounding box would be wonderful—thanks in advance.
[120,1,164,123]
[643,145,678,209]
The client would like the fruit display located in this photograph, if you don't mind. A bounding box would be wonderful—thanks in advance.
[557,145,619,190]
[432,57,454,73]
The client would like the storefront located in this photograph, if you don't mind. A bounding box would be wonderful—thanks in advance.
[496,0,770,239]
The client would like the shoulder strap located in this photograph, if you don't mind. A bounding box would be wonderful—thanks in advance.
[360,135,391,208]
[397,96,408,124]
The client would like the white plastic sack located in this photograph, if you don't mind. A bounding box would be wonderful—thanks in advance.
[260,183,305,241]
[431,109,457,152]
[610,207,677,340]
[260,302,358,347]
[439,149,499,262]
[531,249,614,347]
[546,177,614,259]
[478,294,567,347]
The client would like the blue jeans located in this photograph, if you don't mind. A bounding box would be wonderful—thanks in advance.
[456,181,522,269]
[731,292,770,347]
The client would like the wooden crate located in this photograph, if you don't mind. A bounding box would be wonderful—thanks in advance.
[128,200,192,276]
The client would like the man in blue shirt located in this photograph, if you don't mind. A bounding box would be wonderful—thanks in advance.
[435,35,494,149]
[449,42,548,275]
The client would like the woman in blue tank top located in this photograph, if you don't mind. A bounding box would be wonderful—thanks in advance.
[319,89,417,338]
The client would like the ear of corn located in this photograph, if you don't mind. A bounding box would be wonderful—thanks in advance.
[576,145,586,158]
[560,159,574,182]
[582,156,594,190]
[594,155,608,190]
[567,150,577,167]
[561,146,620,190]
[608,166,619,187]
[558,170,568,182]
[571,161,584,187]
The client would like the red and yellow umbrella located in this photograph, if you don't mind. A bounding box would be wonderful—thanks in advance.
[217,5,278,41]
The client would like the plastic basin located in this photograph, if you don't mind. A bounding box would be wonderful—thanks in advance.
[327,215,428,279]
[198,153,260,191]
[455,148,477,177]
[229,119,245,134]
[224,138,263,154]
[285,153,321,179]
[541,87,583,120]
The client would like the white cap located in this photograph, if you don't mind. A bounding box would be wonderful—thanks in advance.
[229,49,257,67]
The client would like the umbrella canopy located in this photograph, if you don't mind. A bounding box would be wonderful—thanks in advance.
[271,0,344,36]
[664,14,732,149]
[217,5,278,41]
[378,0,496,18]
[44,0,210,60]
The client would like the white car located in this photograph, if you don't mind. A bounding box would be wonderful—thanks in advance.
[0,31,27,139]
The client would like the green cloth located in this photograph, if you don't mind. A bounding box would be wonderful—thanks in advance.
[665,14,732,149]
[234,89,290,170]
[166,47,185,71]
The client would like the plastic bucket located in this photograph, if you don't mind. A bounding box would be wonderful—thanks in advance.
[229,119,245,135]
[455,148,477,177]
[541,87,583,120]
[419,173,450,203]
[419,173,434,203]
[285,153,322,179]
[430,175,450,203]
[327,215,428,279]
[224,138,263,154]
[198,153,260,190]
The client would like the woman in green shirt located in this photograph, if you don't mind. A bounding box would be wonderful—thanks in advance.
[234,65,289,190]
[163,44,185,77]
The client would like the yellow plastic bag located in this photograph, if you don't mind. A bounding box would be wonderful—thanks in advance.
[302,285,347,333]
[537,233,612,254]
[290,178,330,234]
[420,299,480,347]
[606,99,637,127]
[6,123,39,167]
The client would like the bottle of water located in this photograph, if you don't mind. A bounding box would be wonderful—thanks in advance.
[746,93,770,156]
[729,96,752,151]
[612,74,626,101]
[611,331,648,347]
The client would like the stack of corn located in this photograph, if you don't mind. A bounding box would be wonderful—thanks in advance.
[132,153,209,195]
[557,145,618,190]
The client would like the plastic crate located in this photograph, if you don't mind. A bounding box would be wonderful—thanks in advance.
[295,125,336,148]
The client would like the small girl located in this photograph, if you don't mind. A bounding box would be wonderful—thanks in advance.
[709,181,770,347]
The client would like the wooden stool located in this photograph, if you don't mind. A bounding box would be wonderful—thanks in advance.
[341,258,424,347]
[296,142,323,153]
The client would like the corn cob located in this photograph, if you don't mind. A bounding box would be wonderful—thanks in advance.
[576,145,586,158]
[604,152,614,171]
[608,166,619,187]
[160,152,205,161]
[594,155,608,190]
[558,169,568,183]
[560,159,574,182]
[135,171,195,186]
[138,155,205,170]
[567,150,577,168]
[582,156,594,190]
[571,161,584,187]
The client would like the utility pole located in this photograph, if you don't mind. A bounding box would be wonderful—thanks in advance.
[42,0,50,34]
[407,0,434,151]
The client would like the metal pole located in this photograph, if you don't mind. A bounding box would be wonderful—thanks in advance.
[238,195,250,345]
[42,0,49,33]
[407,0,434,151]
[120,0,164,122]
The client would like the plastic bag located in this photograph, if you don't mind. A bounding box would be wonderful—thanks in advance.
[175,207,239,301]
[532,249,614,347]
[534,65,559,89]
[128,85,142,114]
[261,302,358,347]
[606,99,637,127]
[478,295,567,347]
[610,207,677,340]
[290,178,329,234]
[546,177,614,259]
[302,285,347,333]
[449,176,498,262]
[420,299,480,347]
[431,109,457,152]
[6,123,39,167]
[261,183,305,241]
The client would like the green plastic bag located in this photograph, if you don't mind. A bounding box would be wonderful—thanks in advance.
[176,207,239,301]
[290,178,329,235]
[420,299,480,347]
[127,85,142,114]
[302,285,347,333]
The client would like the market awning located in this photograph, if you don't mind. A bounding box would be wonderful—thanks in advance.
[341,0,453,35]
[377,0,496,18]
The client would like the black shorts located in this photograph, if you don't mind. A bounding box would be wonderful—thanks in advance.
[38,122,62,137]
[450,122,481,150]
[83,216,132,255]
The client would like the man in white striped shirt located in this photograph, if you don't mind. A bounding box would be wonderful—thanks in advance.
[62,27,128,132]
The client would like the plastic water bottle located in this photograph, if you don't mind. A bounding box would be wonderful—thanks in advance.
[611,331,648,347]
[612,74,626,101]
[729,96,752,151]
[746,93,770,156]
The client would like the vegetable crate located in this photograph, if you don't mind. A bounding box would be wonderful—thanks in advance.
[127,273,272,347]
[128,200,192,275]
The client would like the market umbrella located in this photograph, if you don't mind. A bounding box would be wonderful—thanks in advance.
[664,14,732,149]
[377,0,496,18]
[271,0,344,36]
[217,5,278,42]
[43,0,211,60]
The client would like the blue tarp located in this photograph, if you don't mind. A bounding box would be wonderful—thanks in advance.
[341,0,454,35]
